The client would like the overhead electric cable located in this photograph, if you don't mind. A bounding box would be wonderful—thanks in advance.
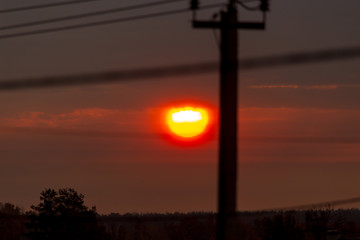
[239,46,360,69]
[261,197,360,212]
[0,0,186,31]
[0,3,224,40]
[0,0,98,14]
[0,62,218,90]
[1,46,360,91]
[237,0,260,11]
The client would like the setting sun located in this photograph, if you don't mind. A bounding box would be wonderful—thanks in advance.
[166,107,209,138]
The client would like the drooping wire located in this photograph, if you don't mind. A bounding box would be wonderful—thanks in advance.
[1,46,360,91]
[0,3,224,40]
[0,0,98,14]
[237,0,260,11]
[0,62,218,91]
[211,13,220,49]
[0,0,186,31]
[260,197,360,212]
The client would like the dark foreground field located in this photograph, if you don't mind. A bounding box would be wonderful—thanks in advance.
[3,205,360,240]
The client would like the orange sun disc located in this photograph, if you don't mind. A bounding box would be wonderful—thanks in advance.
[166,107,209,138]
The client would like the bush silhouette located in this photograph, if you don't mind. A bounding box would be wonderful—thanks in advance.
[0,202,25,240]
[26,188,110,240]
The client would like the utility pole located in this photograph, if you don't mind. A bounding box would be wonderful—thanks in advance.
[191,1,268,239]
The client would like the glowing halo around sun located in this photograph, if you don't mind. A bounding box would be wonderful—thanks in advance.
[166,107,209,138]
[148,101,216,146]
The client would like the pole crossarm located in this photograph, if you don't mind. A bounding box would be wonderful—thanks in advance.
[193,21,265,30]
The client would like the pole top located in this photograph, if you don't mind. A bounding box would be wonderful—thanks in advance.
[190,0,199,10]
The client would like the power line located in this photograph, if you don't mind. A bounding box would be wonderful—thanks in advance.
[237,0,260,11]
[0,62,217,90]
[261,197,360,212]
[0,0,98,14]
[0,0,186,31]
[0,3,224,40]
[1,46,360,91]
[240,46,360,70]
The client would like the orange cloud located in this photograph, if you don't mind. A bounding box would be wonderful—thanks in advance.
[248,84,360,90]
[2,107,360,149]
[0,108,147,132]
[248,85,299,89]
[238,107,360,141]
[303,85,339,90]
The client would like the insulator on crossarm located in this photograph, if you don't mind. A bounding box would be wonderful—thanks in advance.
[260,0,269,12]
[190,0,199,10]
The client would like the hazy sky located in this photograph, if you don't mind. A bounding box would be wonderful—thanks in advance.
[1,0,360,214]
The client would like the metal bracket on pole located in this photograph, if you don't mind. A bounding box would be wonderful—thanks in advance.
[193,21,265,30]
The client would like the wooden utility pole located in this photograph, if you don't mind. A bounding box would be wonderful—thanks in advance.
[192,1,267,239]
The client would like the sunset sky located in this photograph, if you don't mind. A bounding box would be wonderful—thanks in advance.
[1,0,360,214]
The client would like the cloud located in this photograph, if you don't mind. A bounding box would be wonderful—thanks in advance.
[0,126,153,139]
[239,107,360,143]
[240,136,360,144]
[248,84,360,90]
[248,85,299,89]
[2,107,360,147]
[0,108,147,132]
[303,85,339,90]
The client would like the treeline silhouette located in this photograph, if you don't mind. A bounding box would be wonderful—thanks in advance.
[101,209,360,240]
[0,188,110,240]
[2,188,360,239]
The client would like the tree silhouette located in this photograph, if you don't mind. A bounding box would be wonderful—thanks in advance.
[165,215,216,240]
[26,188,110,240]
[305,209,332,240]
[0,202,25,240]
[255,212,304,240]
